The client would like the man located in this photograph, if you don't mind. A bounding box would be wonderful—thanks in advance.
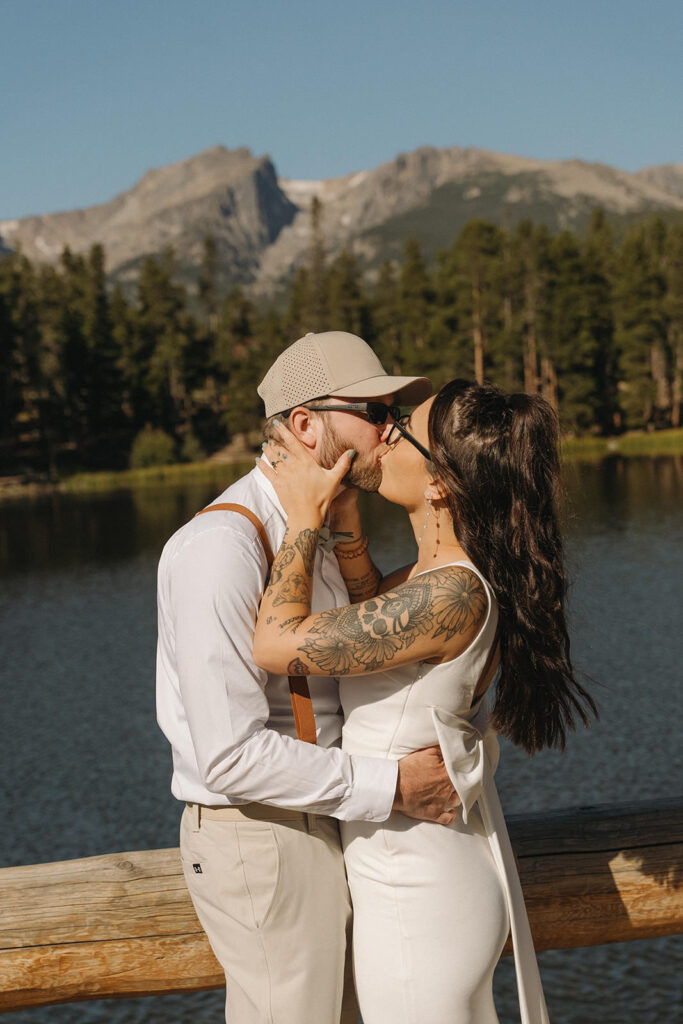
[156,331,459,1024]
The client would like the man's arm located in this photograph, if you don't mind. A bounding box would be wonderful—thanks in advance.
[165,522,459,824]
[165,524,397,821]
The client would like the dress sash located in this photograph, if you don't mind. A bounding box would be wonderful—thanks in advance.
[431,702,550,1024]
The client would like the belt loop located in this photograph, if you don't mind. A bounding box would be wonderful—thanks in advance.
[306,812,316,833]
[190,802,201,832]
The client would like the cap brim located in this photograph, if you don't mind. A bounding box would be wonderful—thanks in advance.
[328,374,432,406]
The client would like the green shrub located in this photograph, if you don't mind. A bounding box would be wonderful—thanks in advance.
[179,431,206,463]
[129,426,176,469]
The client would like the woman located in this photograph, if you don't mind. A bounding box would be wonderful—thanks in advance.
[253,379,595,1024]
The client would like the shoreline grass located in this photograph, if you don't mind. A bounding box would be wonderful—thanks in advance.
[561,427,683,460]
[1,428,682,503]
[61,458,255,493]
[0,457,255,502]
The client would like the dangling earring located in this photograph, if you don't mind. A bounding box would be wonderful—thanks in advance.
[418,496,432,546]
[433,503,440,559]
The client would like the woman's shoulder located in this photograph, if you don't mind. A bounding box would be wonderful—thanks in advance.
[394,562,490,640]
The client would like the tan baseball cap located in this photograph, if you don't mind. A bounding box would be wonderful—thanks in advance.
[257,331,431,417]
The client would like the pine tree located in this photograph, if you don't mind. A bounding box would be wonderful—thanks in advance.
[216,287,262,443]
[452,220,503,384]
[0,257,25,461]
[514,221,552,395]
[582,210,617,433]
[614,224,667,428]
[397,238,433,377]
[495,222,524,392]
[285,265,311,340]
[545,231,599,429]
[307,196,328,332]
[82,245,124,456]
[135,248,190,435]
[426,247,462,389]
[0,254,60,472]
[647,219,672,423]
[34,262,69,464]
[371,261,402,374]
[0,279,13,449]
[110,284,137,428]
[57,247,91,444]
[327,247,368,337]
[198,234,219,328]
[664,224,683,427]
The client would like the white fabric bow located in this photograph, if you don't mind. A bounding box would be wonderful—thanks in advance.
[430,702,500,824]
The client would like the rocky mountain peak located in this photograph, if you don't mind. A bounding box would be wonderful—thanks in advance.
[1,144,682,296]
[0,144,297,284]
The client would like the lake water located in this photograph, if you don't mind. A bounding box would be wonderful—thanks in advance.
[1,456,681,1023]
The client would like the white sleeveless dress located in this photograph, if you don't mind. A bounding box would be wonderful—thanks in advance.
[340,561,550,1024]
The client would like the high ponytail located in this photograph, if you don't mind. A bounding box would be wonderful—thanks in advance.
[428,379,596,754]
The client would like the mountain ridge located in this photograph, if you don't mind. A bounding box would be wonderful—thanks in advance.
[2,144,682,294]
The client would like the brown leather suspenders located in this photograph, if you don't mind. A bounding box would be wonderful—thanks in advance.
[194,503,317,744]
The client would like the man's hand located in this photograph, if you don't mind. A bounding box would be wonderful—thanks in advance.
[393,746,461,825]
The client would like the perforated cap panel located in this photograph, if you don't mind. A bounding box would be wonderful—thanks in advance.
[257,331,432,416]
[275,336,331,408]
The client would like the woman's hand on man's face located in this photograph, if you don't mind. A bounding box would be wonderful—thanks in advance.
[260,422,356,522]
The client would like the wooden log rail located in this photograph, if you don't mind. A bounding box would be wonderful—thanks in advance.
[1,798,681,1012]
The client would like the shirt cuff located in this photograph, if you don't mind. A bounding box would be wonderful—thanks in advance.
[336,754,398,822]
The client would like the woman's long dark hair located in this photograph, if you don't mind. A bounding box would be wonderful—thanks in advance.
[428,379,596,754]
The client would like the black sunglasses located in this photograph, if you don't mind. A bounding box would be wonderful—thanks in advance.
[385,415,432,461]
[303,402,402,425]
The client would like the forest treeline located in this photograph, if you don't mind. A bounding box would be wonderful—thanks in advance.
[1,207,682,476]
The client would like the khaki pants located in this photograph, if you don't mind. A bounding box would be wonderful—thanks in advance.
[180,803,359,1024]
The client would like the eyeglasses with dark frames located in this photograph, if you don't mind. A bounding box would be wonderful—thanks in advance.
[302,402,402,425]
[385,415,432,461]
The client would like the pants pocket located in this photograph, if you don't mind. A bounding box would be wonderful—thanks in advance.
[180,816,281,932]
[235,822,281,929]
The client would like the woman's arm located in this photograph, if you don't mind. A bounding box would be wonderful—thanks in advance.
[253,511,488,678]
[378,563,417,594]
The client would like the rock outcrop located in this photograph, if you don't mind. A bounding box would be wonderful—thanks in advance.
[1,144,681,295]
[0,146,297,286]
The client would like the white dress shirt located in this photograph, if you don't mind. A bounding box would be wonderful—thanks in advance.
[156,465,397,821]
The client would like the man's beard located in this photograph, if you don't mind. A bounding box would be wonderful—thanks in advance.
[320,421,382,492]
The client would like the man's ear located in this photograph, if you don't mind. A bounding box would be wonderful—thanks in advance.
[288,406,320,450]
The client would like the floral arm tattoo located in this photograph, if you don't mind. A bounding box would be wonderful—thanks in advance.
[256,529,488,677]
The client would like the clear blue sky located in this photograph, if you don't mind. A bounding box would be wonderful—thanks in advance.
[2,0,681,218]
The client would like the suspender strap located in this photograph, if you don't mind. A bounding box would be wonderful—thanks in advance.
[194,502,317,744]
[195,502,275,563]
[288,675,319,745]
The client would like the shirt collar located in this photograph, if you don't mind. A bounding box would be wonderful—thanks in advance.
[251,460,340,550]
[252,460,286,520]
